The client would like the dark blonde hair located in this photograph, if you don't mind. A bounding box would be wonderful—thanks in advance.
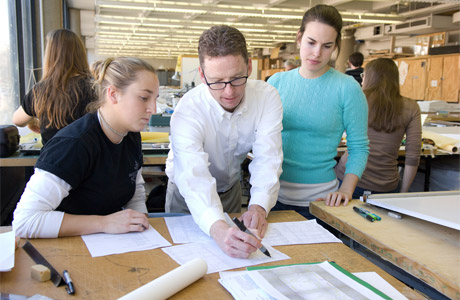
[33,29,90,129]
[88,57,156,112]
[198,25,248,69]
[363,58,404,133]
[297,5,342,57]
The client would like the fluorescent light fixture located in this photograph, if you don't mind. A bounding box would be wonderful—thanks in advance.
[342,18,402,24]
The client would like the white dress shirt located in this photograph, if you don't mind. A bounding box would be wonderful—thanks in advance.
[166,79,283,235]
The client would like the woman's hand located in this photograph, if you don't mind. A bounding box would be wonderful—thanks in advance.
[101,209,150,234]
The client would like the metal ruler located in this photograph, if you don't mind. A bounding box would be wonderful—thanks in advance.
[22,240,64,286]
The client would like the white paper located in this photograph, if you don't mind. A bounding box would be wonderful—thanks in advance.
[164,215,211,244]
[353,272,409,300]
[0,231,15,272]
[162,239,290,274]
[247,262,387,300]
[82,225,171,257]
[263,220,342,246]
[398,61,408,86]
[219,271,276,300]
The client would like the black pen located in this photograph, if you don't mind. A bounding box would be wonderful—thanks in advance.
[232,217,271,257]
[63,270,75,295]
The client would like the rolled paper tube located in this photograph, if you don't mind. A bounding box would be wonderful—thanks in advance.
[422,131,459,153]
[118,258,208,300]
[440,144,458,153]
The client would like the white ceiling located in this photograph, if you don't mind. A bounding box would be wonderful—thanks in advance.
[67,0,460,59]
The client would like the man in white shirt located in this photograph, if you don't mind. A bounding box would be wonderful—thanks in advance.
[165,25,283,258]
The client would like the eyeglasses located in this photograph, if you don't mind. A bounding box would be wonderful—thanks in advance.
[360,73,365,79]
[202,72,248,90]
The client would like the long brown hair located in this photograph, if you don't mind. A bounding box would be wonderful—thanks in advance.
[33,29,90,129]
[363,58,404,133]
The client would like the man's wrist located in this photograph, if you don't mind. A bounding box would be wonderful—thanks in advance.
[248,204,266,216]
[209,219,229,240]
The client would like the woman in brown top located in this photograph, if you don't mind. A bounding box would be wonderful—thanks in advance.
[336,58,421,199]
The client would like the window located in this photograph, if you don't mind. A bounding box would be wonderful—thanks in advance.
[0,0,34,126]
[0,0,20,125]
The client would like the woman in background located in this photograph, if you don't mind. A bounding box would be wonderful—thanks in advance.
[13,57,159,238]
[268,4,369,219]
[336,58,421,198]
[13,28,96,145]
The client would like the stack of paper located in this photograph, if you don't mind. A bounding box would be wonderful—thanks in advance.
[162,240,290,274]
[165,216,342,246]
[81,225,171,257]
[0,231,15,272]
[219,261,408,300]
[263,219,342,246]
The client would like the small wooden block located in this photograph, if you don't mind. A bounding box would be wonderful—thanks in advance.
[31,264,51,282]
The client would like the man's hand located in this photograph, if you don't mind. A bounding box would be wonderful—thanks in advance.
[240,205,268,238]
[210,220,261,258]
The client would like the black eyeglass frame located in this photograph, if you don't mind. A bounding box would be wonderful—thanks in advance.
[202,72,249,90]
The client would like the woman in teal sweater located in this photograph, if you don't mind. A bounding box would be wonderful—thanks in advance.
[268,5,369,219]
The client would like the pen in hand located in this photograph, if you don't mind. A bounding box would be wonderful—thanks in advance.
[232,217,271,257]
[63,270,75,295]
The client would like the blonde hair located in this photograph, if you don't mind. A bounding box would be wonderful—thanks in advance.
[88,57,156,112]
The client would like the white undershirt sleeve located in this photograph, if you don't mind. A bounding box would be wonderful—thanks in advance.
[123,169,148,214]
[12,168,71,238]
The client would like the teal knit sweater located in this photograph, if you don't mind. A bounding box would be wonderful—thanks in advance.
[268,68,369,184]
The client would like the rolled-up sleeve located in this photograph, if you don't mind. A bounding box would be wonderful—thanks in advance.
[404,103,422,166]
[248,88,283,215]
[170,111,225,235]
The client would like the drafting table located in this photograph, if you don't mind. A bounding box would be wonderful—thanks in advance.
[365,191,460,230]
[310,200,460,300]
[0,211,423,300]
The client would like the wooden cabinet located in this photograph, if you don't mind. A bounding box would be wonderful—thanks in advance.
[426,54,460,102]
[438,54,460,103]
[397,58,427,101]
[396,54,460,103]
[425,56,444,100]
[261,68,284,81]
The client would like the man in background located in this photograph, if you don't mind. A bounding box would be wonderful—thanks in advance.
[284,59,298,71]
[345,52,364,85]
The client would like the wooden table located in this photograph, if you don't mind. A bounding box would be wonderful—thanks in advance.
[1,211,424,300]
[0,152,167,167]
[310,201,460,300]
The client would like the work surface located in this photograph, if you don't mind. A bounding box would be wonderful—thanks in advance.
[1,211,423,300]
[310,201,460,300]
[0,152,167,167]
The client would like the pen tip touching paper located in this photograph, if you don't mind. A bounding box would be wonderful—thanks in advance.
[263,249,271,258]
